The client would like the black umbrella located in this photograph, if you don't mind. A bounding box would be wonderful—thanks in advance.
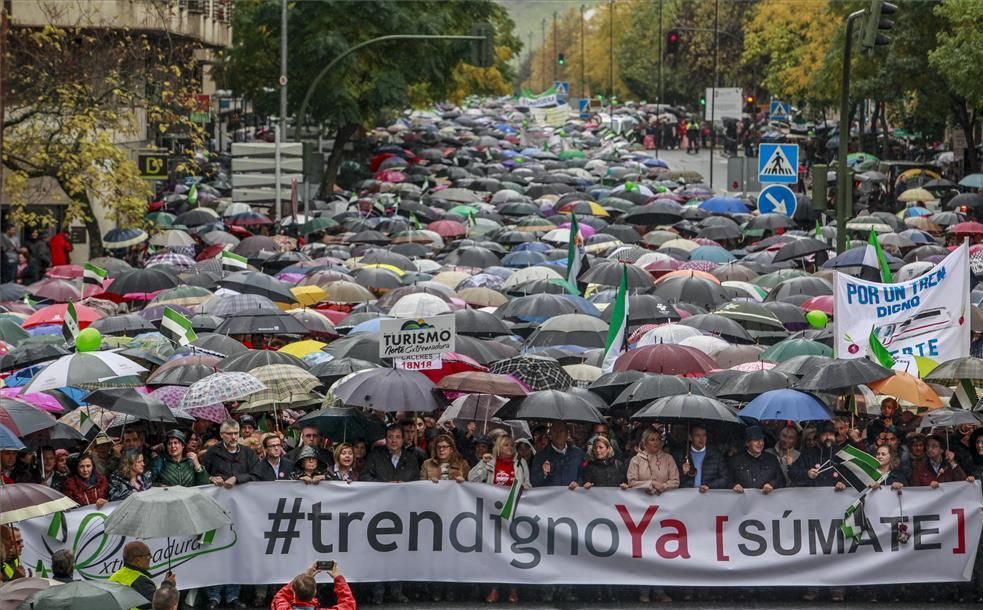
[612,375,707,411]
[145,356,220,387]
[771,238,830,263]
[85,388,176,423]
[587,370,647,403]
[765,276,833,302]
[295,406,386,443]
[679,314,755,344]
[603,224,643,243]
[214,308,309,335]
[495,293,583,322]
[106,268,180,296]
[631,394,740,424]
[453,309,513,338]
[497,389,605,424]
[220,271,296,304]
[653,275,728,309]
[525,314,608,349]
[190,333,248,356]
[601,294,679,329]
[622,201,683,226]
[218,349,308,372]
[581,261,655,289]
[715,370,793,401]
[90,314,156,336]
[309,358,382,386]
[323,334,385,364]
[796,359,894,391]
[454,335,520,365]
[0,344,68,372]
[444,246,501,268]
[190,314,223,332]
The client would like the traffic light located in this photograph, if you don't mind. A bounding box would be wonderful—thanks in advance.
[469,22,496,68]
[746,95,755,105]
[666,30,680,54]
[860,0,897,52]
[699,96,706,107]
[557,53,565,65]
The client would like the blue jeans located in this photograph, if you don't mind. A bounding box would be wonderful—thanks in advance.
[206,583,240,603]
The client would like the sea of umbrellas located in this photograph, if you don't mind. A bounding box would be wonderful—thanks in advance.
[3,100,983,467]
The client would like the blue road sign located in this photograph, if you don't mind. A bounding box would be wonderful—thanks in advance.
[758,184,798,217]
[554,81,570,96]
[758,143,799,184]
[769,100,790,120]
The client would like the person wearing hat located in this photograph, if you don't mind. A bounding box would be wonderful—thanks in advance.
[291,446,328,484]
[790,421,848,490]
[153,430,209,488]
[728,426,784,494]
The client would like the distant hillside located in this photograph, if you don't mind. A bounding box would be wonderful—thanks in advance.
[498,0,599,58]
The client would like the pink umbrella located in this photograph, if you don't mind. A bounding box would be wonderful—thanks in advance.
[45,264,84,280]
[275,272,306,284]
[692,238,721,247]
[150,386,229,423]
[0,388,64,413]
[559,222,597,238]
[800,295,834,316]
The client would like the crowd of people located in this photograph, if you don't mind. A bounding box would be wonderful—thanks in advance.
[2,393,981,606]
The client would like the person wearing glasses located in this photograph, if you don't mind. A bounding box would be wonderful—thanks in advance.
[0,525,27,582]
[419,434,469,483]
[109,541,175,609]
[251,433,294,481]
[287,425,334,468]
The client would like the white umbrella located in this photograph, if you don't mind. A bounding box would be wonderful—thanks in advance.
[679,335,731,355]
[23,352,147,393]
[388,293,452,318]
[178,372,266,409]
[636,323,702,347]
[103,486,232,539]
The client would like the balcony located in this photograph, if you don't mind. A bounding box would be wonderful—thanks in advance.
[9,0,234,49]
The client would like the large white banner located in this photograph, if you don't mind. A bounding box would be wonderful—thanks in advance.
[18,481,981,588]
[834,242,970,365]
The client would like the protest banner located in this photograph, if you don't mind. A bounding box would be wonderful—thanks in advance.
[833,242,970,365]
[18,481,981,588]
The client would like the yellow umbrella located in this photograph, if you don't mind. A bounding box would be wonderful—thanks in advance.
[277,339,328,358]
[359,263,405,276]
[290,285,327,307]
[868,371,944,409]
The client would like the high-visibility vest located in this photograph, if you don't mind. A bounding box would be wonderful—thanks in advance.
[108,565,147,610]
[1,558,20,581]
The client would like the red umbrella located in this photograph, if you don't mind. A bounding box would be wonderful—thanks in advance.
[420,352,488,384]
[375,170,406,183]
[197,243,225,261]
[27,278,102,302]
[21,302,102,329]
[312,307,350,325]
[428,220,467,239]
[799,295,834,316]
[946,221,983,235]
[45,264,84,280]
[613,344,718,376]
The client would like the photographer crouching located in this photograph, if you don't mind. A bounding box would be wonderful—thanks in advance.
[272,561,356,610]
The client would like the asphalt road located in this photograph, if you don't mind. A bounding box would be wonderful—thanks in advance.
[651,145,734,193]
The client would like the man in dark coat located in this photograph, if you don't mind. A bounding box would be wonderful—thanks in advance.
[790,421,847,490]
[530,422,584,487]
[200,419,258,488]
[360,424,424,483]
[673,424,730,492]
[729,426,785,493]
[251,433,294,482]
[286,424,333,467]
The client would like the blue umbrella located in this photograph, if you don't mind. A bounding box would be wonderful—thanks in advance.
[898,229,936,245]
[502,251,548,268]
[349,317,394,334]
[3,364,47,387]
[513,241,551,253]
[0,422,25,450]
[699,197,752,214]
[103,227,148,249]
[689,245,736,263]
[903,206,932,217]
[740,389,831,422]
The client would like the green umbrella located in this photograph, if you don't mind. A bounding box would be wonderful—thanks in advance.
[760,338,833,363]
[448,205,479,218]
[18,580,151,610]
[145,211,176,227]
[0,319,29,346]
[558,149,586,160]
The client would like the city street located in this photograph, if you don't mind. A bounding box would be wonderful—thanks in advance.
[648,145,735,193]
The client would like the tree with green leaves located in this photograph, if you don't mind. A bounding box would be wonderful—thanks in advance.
[219,0,521,194]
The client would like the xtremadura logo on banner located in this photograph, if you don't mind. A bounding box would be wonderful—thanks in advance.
[34,510,236,579]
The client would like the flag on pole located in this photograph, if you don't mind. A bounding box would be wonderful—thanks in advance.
[601,265,630,373]
[160,306,198,346]
[220,250,248,272]
[860,229,893,283]
[62,301,80,345]
[82,262,108,286]
[565,213,588,295]
[840,495,869,542]
[187,183,198,207]
[499,479,522,520]
[411,212,422,230]
[868,327,896,369]
[833,445,885,492]
[46,511,67,542]
[815,220,824,240]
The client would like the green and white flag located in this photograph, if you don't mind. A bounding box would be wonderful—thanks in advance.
[815,220,824,240]
[833,445,885,493]
[187,183,198,207]
[861,229,893,283]
[46,511,67,542]
[220,250,248,272]
[160,306,198,347]
[840,495,868,542]
[565,213,588,295]
[411,212,422,230]
[868,326,895,369]
[499,479,522,520]
[601,264,630,373]
[62,301,80,345]
[82,262,108,285]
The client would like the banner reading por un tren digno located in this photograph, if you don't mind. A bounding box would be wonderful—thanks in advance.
[834,242,970,365]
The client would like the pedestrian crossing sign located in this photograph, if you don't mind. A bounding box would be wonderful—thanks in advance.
[758,143,799,184]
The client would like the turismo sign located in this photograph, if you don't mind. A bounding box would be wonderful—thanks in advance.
[379,315,456,359]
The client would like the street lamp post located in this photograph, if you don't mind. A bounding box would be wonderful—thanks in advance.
[836,10,866,254]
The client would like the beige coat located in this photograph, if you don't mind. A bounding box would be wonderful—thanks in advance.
[626,450,680,490]
[419,456,470,481]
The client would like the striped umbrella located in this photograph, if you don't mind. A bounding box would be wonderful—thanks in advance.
[146,252,196,271]
[240,364,321,411]
[22,352,147,393]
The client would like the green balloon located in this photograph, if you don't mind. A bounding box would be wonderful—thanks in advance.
[75,327,102,352]
[806,310,829,330]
